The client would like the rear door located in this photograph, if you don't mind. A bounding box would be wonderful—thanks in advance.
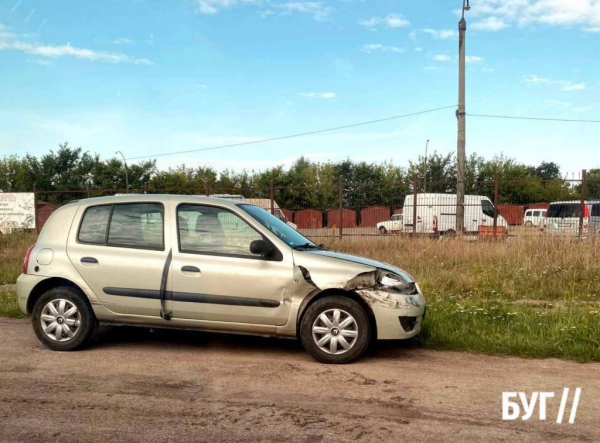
[170,203,293,326]
[67,201,172,316]
[547,203,580,235]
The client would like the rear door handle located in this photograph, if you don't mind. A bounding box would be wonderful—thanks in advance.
[81,257,98,264]
[181,266,200,273]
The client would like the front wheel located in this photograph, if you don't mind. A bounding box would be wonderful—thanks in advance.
[300,296,371,364]
[378,226,387,235]
[32,287,97,351]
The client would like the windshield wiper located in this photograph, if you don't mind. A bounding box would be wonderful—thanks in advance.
[293,243,321,250]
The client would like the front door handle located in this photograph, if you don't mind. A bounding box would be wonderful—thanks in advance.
[181,266,200,273]
[81,257,98,264]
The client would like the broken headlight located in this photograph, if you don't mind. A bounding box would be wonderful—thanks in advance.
[377,270,417,294]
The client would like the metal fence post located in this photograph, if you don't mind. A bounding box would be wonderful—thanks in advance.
[338,175,343,239]
[143,182,148,195]
[33,184,39,232]
[205,181,210,197]
[579,169,587,238]
[270,181,275,215]
[493,174,499,240]
[412,174,418,237]
[86,181,91,198]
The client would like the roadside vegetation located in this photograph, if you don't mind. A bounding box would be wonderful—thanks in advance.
[2,232,599,361]
[325,236,600,362]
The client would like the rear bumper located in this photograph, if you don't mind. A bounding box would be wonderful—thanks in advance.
[16,273,47,314]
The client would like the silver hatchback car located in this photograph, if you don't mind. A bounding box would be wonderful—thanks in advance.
[17,195,426,363]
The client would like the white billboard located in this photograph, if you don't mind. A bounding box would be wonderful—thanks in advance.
[0,193,36,230]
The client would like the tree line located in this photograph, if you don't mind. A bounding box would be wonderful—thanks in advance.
[0,143,597,210]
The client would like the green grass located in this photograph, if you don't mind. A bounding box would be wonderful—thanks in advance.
[0,231,38,285]
[324,236,600,362]
[0,289,26,319]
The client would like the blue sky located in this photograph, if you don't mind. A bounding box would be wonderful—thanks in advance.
[0,0,599,174]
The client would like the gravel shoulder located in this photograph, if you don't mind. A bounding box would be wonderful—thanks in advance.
[1,318,599,442]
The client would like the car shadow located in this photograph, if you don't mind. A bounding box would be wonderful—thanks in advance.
[88,324,425,362]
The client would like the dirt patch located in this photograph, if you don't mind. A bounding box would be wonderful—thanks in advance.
[0,318,599,442]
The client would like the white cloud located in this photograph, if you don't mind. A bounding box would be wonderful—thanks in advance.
[562,83,586,91]
[299,92,336,99]
[583,26,600,32]
[193,0,261,15]
[420,28,457,39]
[466,55,484,63]
[414,46,422,52]
[482,67,495,73]
[274,2,333,21]
[0,39,152,65]
[114,37,135,45]
[471,16,510,31]
[359,13,409,29]
[360,43,405,53]
[524,75,586,91]
[433,54,452,62]
[572,106,591,112]
[468,0,600,32]
[544,99,572,109]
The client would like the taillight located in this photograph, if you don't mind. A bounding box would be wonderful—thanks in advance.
[432,215,438,233]
[23,244,35,274]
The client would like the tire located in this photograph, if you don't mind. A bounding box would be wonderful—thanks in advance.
[378,226,387,235]
[525,221,533,227]
[32,286,97,351]
[444,229,456,238]
[300,296,371,364]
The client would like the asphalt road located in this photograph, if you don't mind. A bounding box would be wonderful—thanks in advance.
[1,318,598,442]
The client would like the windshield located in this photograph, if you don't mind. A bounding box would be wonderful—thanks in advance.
[240,204,317,249]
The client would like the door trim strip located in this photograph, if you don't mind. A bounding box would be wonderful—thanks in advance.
[103,287,281,308]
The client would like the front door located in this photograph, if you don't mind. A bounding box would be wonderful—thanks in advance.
[67,201,171,316]
[170,203,293,326]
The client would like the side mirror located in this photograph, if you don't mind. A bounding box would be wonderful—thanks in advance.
[250,239,272,256]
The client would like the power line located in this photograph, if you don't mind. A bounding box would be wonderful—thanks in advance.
[468,113,600,124]
[127,105,457,160]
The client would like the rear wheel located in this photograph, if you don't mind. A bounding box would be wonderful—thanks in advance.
[300,296,371,364]
[32,287,97,351]
[378,226,387,235]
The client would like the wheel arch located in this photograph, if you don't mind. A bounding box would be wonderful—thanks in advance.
[296,288,377,340]
[26,277,86,314]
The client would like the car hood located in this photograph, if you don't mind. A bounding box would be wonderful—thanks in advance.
[302,249,415,283]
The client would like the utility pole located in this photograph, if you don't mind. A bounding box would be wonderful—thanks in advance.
[115,151,130,193]
[456,0,470,234]
[423,139,430,193]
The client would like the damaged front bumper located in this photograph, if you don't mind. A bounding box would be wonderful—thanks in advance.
[356,287,426,340]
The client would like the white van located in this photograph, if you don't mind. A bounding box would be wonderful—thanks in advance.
[523,209,547,227]
[545,200,599,236]
[403,193,507,235]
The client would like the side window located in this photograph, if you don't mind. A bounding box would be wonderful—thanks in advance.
[533,210,540,217]
[107,203,164,249]
[78,205,111,244]
[178,204,262,257]
[481,200,494,218]
[592,205,600,217]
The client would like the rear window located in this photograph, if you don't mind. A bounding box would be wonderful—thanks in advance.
[78,203,164,250]
[108,203,164,249]
[78,205,111,244]
[547,204,580,218]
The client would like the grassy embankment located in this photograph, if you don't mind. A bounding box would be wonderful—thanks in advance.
[2,231,600,361]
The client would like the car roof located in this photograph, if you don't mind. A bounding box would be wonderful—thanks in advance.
[548,200,600,205]
[71,194,251,209]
